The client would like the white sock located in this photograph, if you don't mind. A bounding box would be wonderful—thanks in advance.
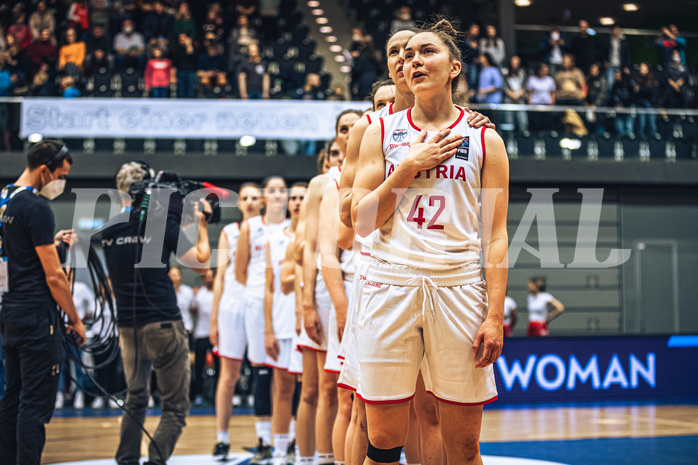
[299,457,314,464]
[289,418,296,442]
[317,452,334,464]
[273,434,290,457]
[216,430,229,444]
[256,420,272,446]
[335,462,346,465]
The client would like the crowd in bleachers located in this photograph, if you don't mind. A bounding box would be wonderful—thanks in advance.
[353,5,697,140]
[0,0,339,100]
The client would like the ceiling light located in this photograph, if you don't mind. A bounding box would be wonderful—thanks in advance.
[316,17,329,25]
[340,65,352,73]
[325,36,338,43]
[320,26,333,33]
[311,9,324,15]
[514,0,531,6]
[334,55,346,62]
[329,45,342,52]
[599,17,615,26]
[622,3,639,11]
[307,1,320,7]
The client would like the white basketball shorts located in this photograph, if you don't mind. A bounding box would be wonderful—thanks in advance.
[325,280,352,374]
[297,273,332,352]
[354,259,498,406]
[216,292,247,360]
[265,338,294,371]
[243,296,267,365]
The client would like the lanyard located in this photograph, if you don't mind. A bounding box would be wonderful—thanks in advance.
[0,184,39,259]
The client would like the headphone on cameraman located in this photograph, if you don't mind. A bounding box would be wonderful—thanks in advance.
[45,145,71,172]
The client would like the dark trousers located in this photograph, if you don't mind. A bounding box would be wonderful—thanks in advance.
[0,301,63,465]
[117,320,190,465]
[177,71,197,98]
[192,337,217,401]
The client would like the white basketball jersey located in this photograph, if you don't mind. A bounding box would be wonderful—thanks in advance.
[527,292,553,323]
[269,229,296,339]
[504,296,517,326]
[326,165,342,193]
[222,222,244,295]
[244,216,291,299]
[365,102,394,125]
[372,106,486,270]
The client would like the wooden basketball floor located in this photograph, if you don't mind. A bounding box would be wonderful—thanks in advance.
[42,404,698,464]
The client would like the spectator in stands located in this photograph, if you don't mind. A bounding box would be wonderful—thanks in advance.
[0,57,13,96]
[526,62,556,133]
[29,1,56,42]
[350,26,371,53]
[350,41,380,101]
[145,46,172,98]
[60,74,81,97]
[190,269,217,407]
[66,0,90,41]
[538,24,568,75]
[202,7,225,44]
[84,46,113,77]
[110,0,138,25]
[585,63,607,107]
[230,14,259,50]
[502,55,529,134]
[477,52,503,104]
[31,60,55,96]
[1,35,28,79]
[90,0,111,30]
[326,82,346,101]
[144,0,174,43]
[604,26,630,93]
[656,25,686,66]
[87,25,111,55]
[634,63,659,140]
[27,27,58,77]
[461,23,481,90]
[554,54,585,106]
[390,6,416,34]
[174,3,197,40]
[7,13,32,50]
[58,28,86,75]
[259,0,281,40]
[238,43,269,99]
[610,68,635,137]
[234,0,258,18]
[662,48,692,109]
[172,33,198,98]
[114,19,145,70]
[299,73,324,100]
[197,43,227,96]
[479,25,506,68]
[571,20,599,74]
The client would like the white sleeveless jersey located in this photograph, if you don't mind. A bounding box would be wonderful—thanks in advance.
[504,296,517,326]
[222,222,244,295]
[373,106,486,270]
[365,102,394,125]
[269,229,296,339]
[326,165,342,193]
[244,216,291,299]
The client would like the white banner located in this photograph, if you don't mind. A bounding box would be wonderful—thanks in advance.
[20,98,371,140]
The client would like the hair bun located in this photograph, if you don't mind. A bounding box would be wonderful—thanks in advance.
[431,18,460,40]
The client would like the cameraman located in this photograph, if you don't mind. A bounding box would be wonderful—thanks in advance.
[0,140,86,465]
[102,162,211,465]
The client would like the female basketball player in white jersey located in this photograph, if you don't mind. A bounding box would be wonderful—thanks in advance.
[210,183,263,459]
[264,182,307,465]
[527,277,564,337]
[338,29,494,465]
[237,176,291,461]
[352,18,509,465]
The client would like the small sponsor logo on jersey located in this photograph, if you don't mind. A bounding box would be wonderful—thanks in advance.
[359,274,367,281]
[392,129,408,142]
[255,245,264,251]
[364,280,382,289]
[456,136,469,160]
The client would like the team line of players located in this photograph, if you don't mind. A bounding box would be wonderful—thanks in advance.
[209,21,509,465]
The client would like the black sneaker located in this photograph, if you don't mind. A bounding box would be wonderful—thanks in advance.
[213,442,230,461]
[249,438,273,464]
[286,438,296,464]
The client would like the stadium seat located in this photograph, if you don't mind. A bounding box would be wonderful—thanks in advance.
[119,68,143,98]
[90,67,115,98]
[306,55,324,75]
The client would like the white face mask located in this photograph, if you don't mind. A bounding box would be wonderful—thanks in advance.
[40,171,66,200]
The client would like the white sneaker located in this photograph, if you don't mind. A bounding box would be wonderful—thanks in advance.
[73,392,85,409]
[91,397,105,409]
[109,399,120,409]
[148,396,155,408]
[55,392,64,409]
[233,395,241,406]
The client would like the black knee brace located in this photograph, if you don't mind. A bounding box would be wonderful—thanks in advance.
[366,441,402,463]
[253,366,272,417]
